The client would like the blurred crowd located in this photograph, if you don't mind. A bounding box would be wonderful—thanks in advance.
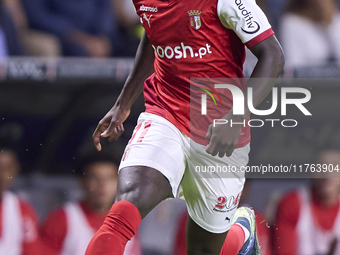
[0,145,142,255]
[0,0,339,68]
[173,149,340,255]
[2,141,340,255]
[1,0,340,254]
[0,0,141,58]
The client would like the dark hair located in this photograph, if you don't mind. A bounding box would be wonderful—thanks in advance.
[286,0,309,13]
[75,151,119,177]
[0,139,18,155]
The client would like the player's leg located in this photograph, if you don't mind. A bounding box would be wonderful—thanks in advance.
[86,112,186,255]
[185,208,259,255]
[184,208,257,255]
[220,224,246,255]
[85,165,172,255]
[115,165,173,218]
[181,171,244,255]
[220,207,260,255]
[182,140,250,255]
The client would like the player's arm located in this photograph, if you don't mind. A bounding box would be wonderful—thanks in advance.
[206,35,284,156]
[245,35,284,108]
[93,32,155,150]
[206,0,284,157]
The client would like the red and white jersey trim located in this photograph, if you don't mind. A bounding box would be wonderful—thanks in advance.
[217,0,274,47]
[297,188,340,255]
[0,192,23,255]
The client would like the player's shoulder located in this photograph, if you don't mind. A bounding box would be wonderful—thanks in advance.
[278,189,300,207]
[216,0,273,46]
[43,205,68,224]
[275,189,303,227]
[45,201,84,221]
[276,189,302,220]
[40,204,69,244]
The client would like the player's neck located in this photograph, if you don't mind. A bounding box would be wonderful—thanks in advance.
[321,197,339,207]
[312,188,339,207]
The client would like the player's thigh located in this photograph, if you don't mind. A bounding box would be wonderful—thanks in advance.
[117,112,187,217]
[116,166,172,218]
[182,141,250,233]
[186,215,228,255]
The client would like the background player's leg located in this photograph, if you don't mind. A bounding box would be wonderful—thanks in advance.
[86,166,172,255]
[186,216,228,255]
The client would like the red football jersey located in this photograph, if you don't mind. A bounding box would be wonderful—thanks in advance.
[134,0,274,146]
[274,189,340,255]
[0,193,48,255]
[40,201,142,255]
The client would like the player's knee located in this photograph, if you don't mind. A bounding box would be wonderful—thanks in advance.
[115,166,172,217]
[115,182,154,218]
[116,181,141,205]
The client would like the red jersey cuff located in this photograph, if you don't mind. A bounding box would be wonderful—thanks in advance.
[245,28,275,48]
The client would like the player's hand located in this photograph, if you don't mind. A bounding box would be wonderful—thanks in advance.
[205,115,243,157]
[93,107,130,151]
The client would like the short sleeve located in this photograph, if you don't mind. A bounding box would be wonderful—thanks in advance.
[217,0,274,48]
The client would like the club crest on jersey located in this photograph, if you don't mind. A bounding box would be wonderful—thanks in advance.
[188,10,202,30]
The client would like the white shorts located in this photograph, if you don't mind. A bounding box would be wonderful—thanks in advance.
[119,112,250,233]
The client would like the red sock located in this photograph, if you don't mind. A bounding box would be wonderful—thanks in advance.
[85,200,142,255]
[220,224,245,255]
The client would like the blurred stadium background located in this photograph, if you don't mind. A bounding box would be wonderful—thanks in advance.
[1,0,340,254]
